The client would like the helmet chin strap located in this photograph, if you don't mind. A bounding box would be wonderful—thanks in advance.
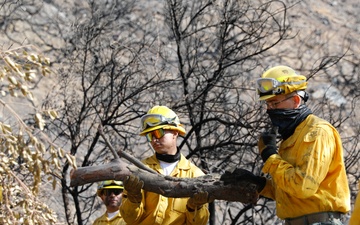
[148,142,156,153]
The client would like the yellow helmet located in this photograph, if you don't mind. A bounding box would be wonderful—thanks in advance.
[96,180,123,196]
[140,105,186,136]
[256,65,307,100]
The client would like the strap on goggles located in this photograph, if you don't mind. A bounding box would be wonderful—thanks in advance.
[141,114,177,130]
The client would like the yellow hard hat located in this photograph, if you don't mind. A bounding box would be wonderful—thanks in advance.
[96,180,123,196]
[256,65,307,100]
[140,105,186,136]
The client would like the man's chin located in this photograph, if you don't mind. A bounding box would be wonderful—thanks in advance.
[110,201,120,206]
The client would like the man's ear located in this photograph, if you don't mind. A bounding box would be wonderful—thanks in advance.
[173,130,179,138]
[293,95,302,108]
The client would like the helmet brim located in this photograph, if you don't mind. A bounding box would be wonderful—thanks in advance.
[258,94,276,101]
[140,124,186,137]
[101,185,124,190]
[97,185,124,196]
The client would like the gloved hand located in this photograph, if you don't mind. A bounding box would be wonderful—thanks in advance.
[186,191,210,211]
[258,126,278,162]
[123,175,144,203]
[220,168,266,193]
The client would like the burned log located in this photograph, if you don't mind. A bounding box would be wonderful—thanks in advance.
[70,158,260,204]
[70,126,260,204]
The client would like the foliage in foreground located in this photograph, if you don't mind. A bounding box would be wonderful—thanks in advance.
[0,46,75,224]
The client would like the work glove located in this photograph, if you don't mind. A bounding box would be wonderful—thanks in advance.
[186,191,211,211]
[258,126,278,162]
[123,175,144,203]
[220,168,266,193]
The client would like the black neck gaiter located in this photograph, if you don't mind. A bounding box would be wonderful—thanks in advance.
[156,148,180,163]
[267,105,312,140]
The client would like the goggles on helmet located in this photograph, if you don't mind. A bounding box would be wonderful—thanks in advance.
[145,128,165,142]
[256,77,306,95]
[141,114,177,130]
[257,78,284,94]
[98,180,124,190]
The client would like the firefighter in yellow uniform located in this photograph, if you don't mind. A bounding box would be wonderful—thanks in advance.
[349,180,360,225]
[255,66,350,224]
[93,180,127,225]
[120,106,210,225]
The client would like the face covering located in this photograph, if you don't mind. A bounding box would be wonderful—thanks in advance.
[266,105,312,140]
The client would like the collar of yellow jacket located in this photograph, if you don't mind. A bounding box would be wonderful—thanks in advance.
[280,114,316,149]
[144,153,191,171]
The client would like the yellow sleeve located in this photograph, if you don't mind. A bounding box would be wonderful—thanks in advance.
[262,127,334,198]
[259,177,276,200]
[184,160,210,224]
[119,190,144,224]
[185,204,210,225]
[349,181,360,225]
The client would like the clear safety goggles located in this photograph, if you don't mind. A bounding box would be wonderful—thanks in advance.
[256,78,284,94]
[145,128,166,142]
[141,114,177,130]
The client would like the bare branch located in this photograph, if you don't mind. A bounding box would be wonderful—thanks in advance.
[98,124,157,174]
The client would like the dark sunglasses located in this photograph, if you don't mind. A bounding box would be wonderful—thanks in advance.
[102,189,123,196]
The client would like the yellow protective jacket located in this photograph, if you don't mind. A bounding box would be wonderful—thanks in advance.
[93,211,127,225]
[260,114,350,219]
[120,154,209,225]
[349,180,360,225]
